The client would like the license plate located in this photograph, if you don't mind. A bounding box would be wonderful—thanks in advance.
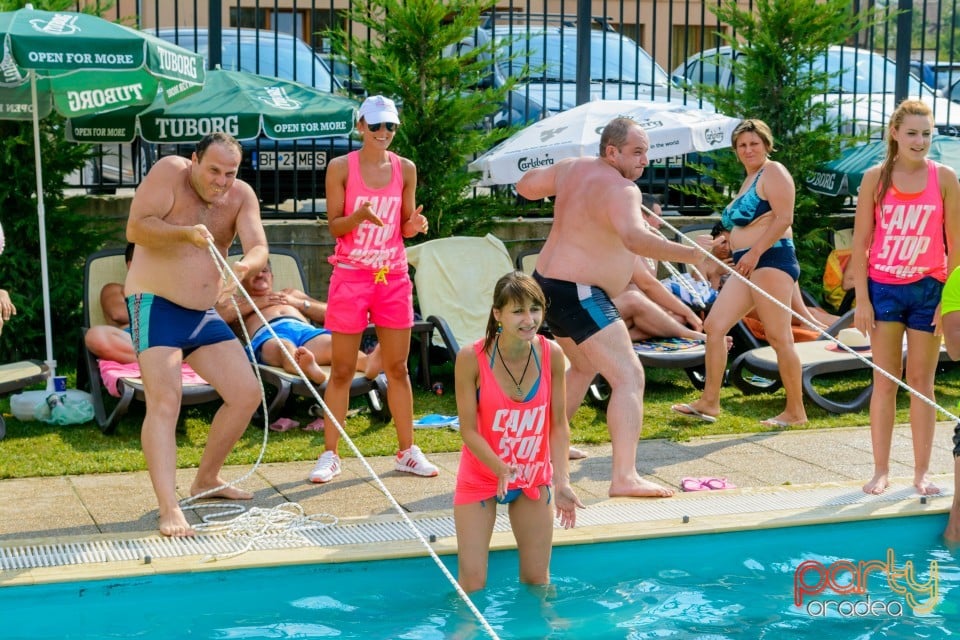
[649,155,684,167]
[256,151,327,170]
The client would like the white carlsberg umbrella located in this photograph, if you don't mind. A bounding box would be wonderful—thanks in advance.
[468,99,741,186]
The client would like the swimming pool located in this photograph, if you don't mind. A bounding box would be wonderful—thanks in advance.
[1,513,956,639]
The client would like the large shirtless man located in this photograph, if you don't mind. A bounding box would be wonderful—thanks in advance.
[517,117,706,498]
[125,132,268,537]
[220,261,382,383]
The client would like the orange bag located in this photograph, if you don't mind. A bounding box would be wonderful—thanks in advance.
[822,248,852,311]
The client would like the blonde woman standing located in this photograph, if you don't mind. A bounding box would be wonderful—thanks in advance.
[851,99,960,496]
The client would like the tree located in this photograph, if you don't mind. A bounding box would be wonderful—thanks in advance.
[326,0,517,236]
[680,0,887,295]
[0,0,111,365]
[871,0,958,63]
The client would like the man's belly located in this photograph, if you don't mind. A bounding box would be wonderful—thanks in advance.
[537,248,632,297]
[126,261,222,310]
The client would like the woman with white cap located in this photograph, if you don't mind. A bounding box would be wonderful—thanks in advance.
[309,95,437,483]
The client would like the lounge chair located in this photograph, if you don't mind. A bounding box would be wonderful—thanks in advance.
[727,319,955,414]
[232,248,391,423]
[514,244,708,396]
[406,234,517,363]
[0,360,49,440]
[78,247,222,434]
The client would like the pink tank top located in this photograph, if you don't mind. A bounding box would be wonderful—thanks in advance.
[454,335,554,505]
[329,150,409,272]
[869,160,947,285]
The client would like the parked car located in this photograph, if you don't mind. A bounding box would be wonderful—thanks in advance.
[450,14,682,128]
[449,14,706,206]
[673,45,960,139]
[147,27,358,210]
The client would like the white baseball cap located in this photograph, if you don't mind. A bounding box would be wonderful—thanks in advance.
[358,95,400,125]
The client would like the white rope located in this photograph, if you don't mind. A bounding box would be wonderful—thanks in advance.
[193,503,338,562]
[646,207,960,425]
[189,242,502,640]
[660,258,707,309]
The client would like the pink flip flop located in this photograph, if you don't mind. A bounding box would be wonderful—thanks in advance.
[702,477,735,490]
[302,417,325,432]
[681,477,707,492]
[268,417,300,432]
[680,476,736,491]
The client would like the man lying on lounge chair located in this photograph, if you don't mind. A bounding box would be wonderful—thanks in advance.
[613,195,709,343]
[217,261,381,384]
[84,243,138,364]
[702,224,839,339]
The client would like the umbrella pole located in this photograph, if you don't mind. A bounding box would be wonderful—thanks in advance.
[30,72,57,388]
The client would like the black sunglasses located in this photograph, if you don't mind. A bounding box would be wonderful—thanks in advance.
[367,122,397,132]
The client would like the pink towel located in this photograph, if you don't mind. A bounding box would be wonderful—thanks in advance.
[97,360,209,397]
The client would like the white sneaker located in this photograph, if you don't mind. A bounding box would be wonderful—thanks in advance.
[308,451,341,483]
[395,445,439,477]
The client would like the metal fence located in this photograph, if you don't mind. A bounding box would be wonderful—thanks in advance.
[71,0,960,215]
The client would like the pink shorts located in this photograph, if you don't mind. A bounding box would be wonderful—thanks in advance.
[324,266,414,334]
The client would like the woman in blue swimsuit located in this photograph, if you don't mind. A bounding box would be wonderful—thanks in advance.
[672,119,808,428]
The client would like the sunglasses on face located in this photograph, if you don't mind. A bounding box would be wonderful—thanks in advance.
[367,122,397,132]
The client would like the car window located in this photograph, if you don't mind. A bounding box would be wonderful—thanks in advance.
[153,29,335,90]
[683,58,719,86]
[680,47,929,97]
[814,50,927,95]
[237,38,334,88]
[493,29,669,87]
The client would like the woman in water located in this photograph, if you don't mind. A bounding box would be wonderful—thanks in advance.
[454,271,582,592]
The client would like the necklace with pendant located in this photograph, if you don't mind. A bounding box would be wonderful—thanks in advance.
[496,337,534,400]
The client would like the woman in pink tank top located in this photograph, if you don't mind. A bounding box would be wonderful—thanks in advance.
[453,271,583,593]
[850,99,960,498]
[308,95,437,485]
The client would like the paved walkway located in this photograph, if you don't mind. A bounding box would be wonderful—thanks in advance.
[0,422,955,544]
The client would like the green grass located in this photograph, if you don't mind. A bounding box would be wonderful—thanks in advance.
[2,362,959,479]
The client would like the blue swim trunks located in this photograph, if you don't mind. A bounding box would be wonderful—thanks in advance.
[126,293,236,357]
[248,316,330,363]
[868,276,944,333]
[533,271,620,344]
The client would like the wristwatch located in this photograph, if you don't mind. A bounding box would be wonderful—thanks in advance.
[302,299,311,310]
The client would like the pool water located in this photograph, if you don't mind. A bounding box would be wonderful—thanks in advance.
[1,514,957,639]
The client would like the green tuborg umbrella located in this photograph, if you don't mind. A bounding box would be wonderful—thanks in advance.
[0,5,204,384]
[67,68,357,144]
[807,137,960,197]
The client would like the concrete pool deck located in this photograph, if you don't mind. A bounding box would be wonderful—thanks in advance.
[0,421,956,583]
